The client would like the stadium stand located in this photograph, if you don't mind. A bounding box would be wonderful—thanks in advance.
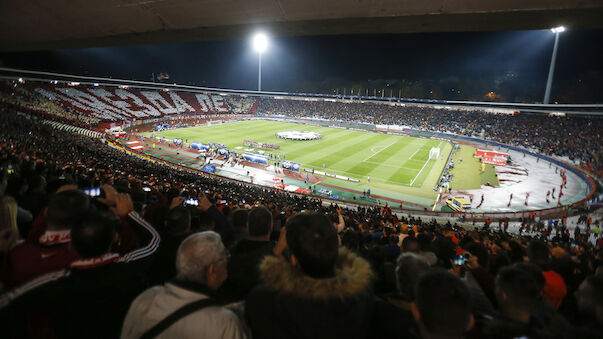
[4,80,600,173]
[0,79,601,338]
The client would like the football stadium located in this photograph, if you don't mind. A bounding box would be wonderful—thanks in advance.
[145,119,454,195]
[1,1,603,338]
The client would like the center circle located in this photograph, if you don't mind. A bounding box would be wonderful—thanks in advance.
[275,130,322,141]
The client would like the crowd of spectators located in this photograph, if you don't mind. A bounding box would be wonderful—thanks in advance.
[1,80,602,173]
[0,104,601,338]
[258,98,603,172]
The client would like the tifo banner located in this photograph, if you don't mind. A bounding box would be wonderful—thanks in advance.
[303,168,361,182]
[155,123,170,131]
[243,153,269,165]
[474,149,508,166]
[191,142,209,150]
[243,140,280,150]
[202,164,216,173]
[282,161,301,172]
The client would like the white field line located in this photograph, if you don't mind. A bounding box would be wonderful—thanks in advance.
[410,141,442,186]
[408,147,421,160]
[363,160,417,170]
[295,161,411,186]
[410,158,431,186]
[363,140,397,162]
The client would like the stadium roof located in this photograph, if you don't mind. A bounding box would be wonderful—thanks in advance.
[1,0,603,52]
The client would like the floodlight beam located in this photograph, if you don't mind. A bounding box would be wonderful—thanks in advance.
[252,33,268,91]
[544,26,565,104]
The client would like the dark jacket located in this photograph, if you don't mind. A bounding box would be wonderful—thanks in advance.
[148,231,193,285]
[371,295,420,339]
[482,311,573,339]
[0,211,160,339]
[220,239,275,301]
[245,247,375,339]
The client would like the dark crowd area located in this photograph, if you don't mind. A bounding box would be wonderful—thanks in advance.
[0,103,601,338]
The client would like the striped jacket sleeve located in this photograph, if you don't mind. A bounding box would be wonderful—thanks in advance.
[0,269,69,309]
[118,211,161,263]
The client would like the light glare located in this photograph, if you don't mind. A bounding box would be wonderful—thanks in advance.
[253,33,268,53]
[550,26,566,33]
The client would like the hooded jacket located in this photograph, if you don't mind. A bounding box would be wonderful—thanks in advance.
[245,247,374,339]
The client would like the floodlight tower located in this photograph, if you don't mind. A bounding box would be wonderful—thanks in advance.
[543,26,565,104]
[253,33,268,91]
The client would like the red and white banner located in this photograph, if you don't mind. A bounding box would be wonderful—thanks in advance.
[33,85,258,122]
[474,149,508,166]
[126,140,146,150]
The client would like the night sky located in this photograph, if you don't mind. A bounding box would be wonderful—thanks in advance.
[1,30,601,102]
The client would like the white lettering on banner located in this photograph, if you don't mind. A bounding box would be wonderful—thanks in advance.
[35,88,102,117]
[56,88,124,120]
[89,88,135,119]
[140,91,178,114]
[195,94,214,113]
[115,89,161,118]
[168,92,195,113]
[211,96,229,113]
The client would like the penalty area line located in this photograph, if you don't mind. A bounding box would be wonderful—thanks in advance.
[363,140,397,162]
[408,147,421,160]
[410,141,442,186]
[410,158,433,186]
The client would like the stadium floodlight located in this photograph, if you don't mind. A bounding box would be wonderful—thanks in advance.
[550,26,566,33]
[252,33,269,91]
[253,33,268,53]
[544,26,566,104]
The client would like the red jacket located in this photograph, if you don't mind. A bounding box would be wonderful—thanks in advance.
[5,212,139,288]
[6,230,79,288]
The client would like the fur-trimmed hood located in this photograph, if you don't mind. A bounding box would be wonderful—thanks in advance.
[259,247,373,300]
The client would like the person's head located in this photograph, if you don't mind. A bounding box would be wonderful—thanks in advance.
[395,252,430,300]
[27,174,46,192]
[286,211,338,279]
[413,270,473,338]
[231,208,249,229]
[165,206,191,235]
[416,233,432,252]
[247,206,272,239]
[575,275,603,325]
[176,231,228,289]
[465,242,489,268]
[527,240,551,267]
[0,196,17,232]
[71,210,116,258]
[196,210,215,231]
[47,190,90,230]
[402,236,420,253]
[495,264,543,314]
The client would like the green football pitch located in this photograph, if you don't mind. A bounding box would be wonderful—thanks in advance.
[146,120,454,202]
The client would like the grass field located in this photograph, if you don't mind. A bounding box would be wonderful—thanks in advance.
[145,119,458,203]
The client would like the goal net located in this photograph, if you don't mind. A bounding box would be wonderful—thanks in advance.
[429,147,440,160]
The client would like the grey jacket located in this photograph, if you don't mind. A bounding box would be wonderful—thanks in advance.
[121,281,246,339]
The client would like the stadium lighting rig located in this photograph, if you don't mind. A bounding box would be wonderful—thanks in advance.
[252,32,269,91]
[550,26,566,33]
[544,26,566,104]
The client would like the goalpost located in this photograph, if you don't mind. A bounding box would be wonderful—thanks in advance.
[429,147,440,160]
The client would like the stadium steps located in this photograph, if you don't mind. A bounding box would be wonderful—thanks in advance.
[42,120,103,138]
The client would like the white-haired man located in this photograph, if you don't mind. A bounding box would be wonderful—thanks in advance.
[121,231,246,339]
